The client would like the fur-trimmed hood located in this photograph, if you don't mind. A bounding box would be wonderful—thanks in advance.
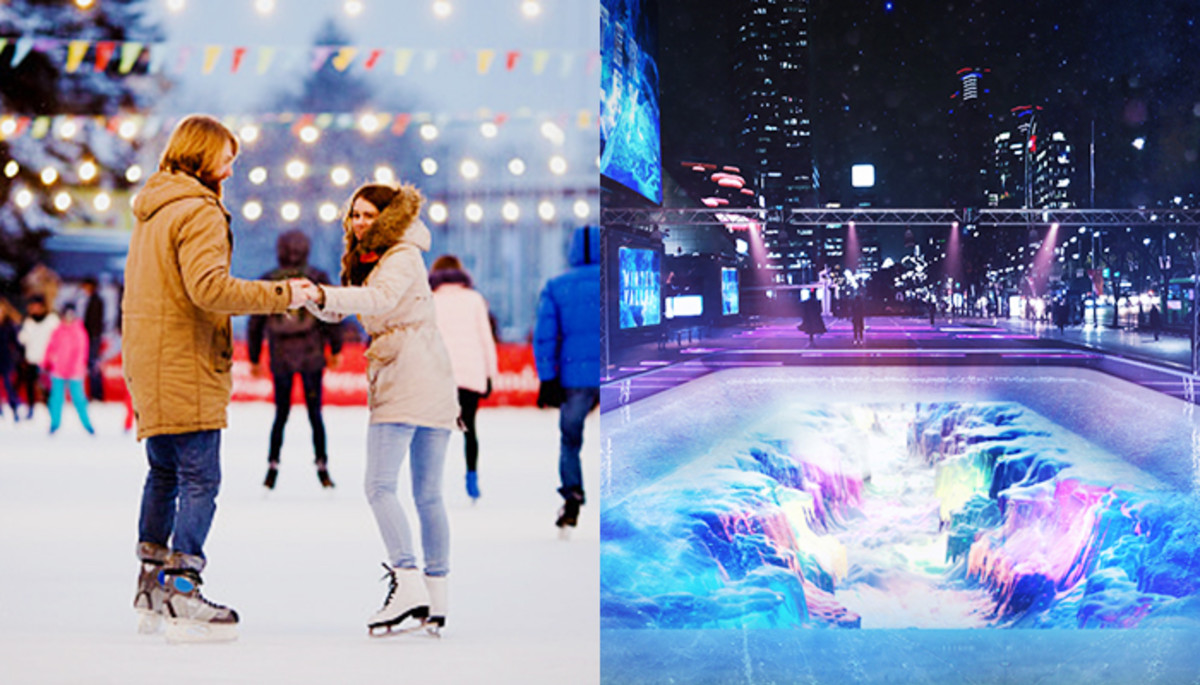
[354,184,429,256]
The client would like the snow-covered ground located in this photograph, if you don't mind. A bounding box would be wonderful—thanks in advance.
[0,402,598,684]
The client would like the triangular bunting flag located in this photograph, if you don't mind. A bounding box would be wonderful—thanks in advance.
[363,48,383,70]
[505,50,520,71]
[393,48,413,75]
[231,46,247,73]
[66,40,90,73]
[391,112,411,136]
[202,45,222,74]
[119,42,143,73]
[559,53,575,77]
[256,46,275,74]
[148,44,168,73]
[94,41,116,72]
[332,46,357,72]
[30,116,50,139]
[423,50,438,72]
[174,45,192,73]
[0,39,8,56]
[11,37,35,68]
[477,49,495,74]
[586,51,600,74]
[531,50,550,75]
[311,46,334,71]
[577,110,592,129]
[314,113,334,129]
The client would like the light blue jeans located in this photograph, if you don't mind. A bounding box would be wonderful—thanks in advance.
[365,423,451,577]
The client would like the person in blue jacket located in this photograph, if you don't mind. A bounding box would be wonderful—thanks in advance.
[533,225,600,533]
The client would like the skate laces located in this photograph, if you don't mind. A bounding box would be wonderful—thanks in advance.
[378,563,398,608]
[166,570,230,611]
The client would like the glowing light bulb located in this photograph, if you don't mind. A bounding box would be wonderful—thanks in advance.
[330,166,351,186]
[464,203,483,223]
[432,0,451,18]
[280,202,301,222]
[374,166,394,184]
[298,125,320,144]
[54,191,72,212]
[502,201,519,222]
[3,160,17,177]
[480,122,498,138]
[319,203,339,222]
[126,165,144,183]
[548,156,568,175]
[239,125,260,144]
[15,188,33,209]
[242,201,263,221]
[41,167,58,185]
[248,167,268,185]
[573,199,590,219]
[78,160,98,182]
[459,159,480,180]
[428,203,448,224]
[421,158,438,176]
[538,200,555,221]
[285,160,307,180]
[94,192,112,212]
[419,123,439,141]
[507,158,526,176]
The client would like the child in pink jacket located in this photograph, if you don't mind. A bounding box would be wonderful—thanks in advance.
[42,304,94,434]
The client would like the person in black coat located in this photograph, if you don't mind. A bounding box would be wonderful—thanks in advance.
[0,298,22,420]
[248,230,344,489]
[797,294,827,347]
[81,276,105,400]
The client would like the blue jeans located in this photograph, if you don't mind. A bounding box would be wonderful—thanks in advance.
[48,377,93,433]
[137,430,221,570]
[558,386,599,503]
[364,423,450,576]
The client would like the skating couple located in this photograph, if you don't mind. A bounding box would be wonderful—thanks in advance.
[125,115,458,642]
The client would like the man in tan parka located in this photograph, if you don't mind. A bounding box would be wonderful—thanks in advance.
[124,114,315,642]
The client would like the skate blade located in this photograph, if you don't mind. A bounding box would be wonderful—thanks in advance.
[164,619,238,644]
[136,609,163,635]
[368,619,426,638]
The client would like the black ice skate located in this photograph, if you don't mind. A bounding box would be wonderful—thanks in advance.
[556,495,582,540]
[263,463,278,490]
[368,564,430,637]
[317,463,335,489]
[161,568,239,643]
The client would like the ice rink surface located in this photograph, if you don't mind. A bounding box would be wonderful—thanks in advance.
[0,403,599,685]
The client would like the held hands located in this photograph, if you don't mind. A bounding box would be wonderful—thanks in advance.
[287,278,324,309]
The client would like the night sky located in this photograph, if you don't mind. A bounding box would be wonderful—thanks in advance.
[657,0,1199,209]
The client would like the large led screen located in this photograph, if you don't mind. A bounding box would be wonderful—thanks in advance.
[618,246,661,329]
[721,266,739,315]
[600,0,661,205]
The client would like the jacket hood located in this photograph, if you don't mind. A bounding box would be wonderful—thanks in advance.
[276,229,310,269]
[358,184,427,254]
[567,225,600,267]
[132,171,226,222]
[429,267,472,290]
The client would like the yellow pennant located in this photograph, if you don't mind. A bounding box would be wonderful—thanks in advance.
[31,116,50,139]
[531,50,550,75]
[119,42,143,73]
[66,41,90,73]
[256,47,276,75]
[202,45,222,74]
[332,47,358,72]
[393,48,413,75]
[476,49,495,74]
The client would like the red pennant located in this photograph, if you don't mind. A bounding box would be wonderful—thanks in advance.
[231,47,247,73]
[94,41,116,72]
[363,48,383,70]
[391,113,411,136]
[505,50,520,71]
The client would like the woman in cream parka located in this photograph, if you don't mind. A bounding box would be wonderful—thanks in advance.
[306,182,458,637]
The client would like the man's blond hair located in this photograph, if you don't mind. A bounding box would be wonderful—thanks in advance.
[158,114,239,180]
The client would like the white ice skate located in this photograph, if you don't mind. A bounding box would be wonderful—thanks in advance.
[423,575,447,638]
[161,569,239,643]
[368,564,429,637]
[133,561,166,634]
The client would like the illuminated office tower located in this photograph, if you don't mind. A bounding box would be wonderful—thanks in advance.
[948,67,993,209]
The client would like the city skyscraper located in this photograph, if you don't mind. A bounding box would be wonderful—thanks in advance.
[732,0,817,285]
[948,67,993,209]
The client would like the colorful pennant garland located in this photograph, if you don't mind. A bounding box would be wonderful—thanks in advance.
[2,36,598,77]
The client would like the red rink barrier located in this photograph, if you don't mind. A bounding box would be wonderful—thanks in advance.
[102,341,540,407]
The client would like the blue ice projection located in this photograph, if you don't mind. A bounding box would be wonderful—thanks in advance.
[602,368,1200,632]
[600,0,661,205]
[618,246,661,329]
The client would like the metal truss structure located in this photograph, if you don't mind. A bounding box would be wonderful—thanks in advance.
[601,207,1200,228]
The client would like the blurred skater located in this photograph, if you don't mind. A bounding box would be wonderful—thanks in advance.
[124,114,310,642]
[533,225,600,536]
[0,298,22,420]
[429,254,498,502]
[248,229,344,490]
[305,182,458,637]
[42,304,94,435]
[81,276,106,401]
[797,295,826,347]
[17,294,59,419]
[851,295,866,346]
